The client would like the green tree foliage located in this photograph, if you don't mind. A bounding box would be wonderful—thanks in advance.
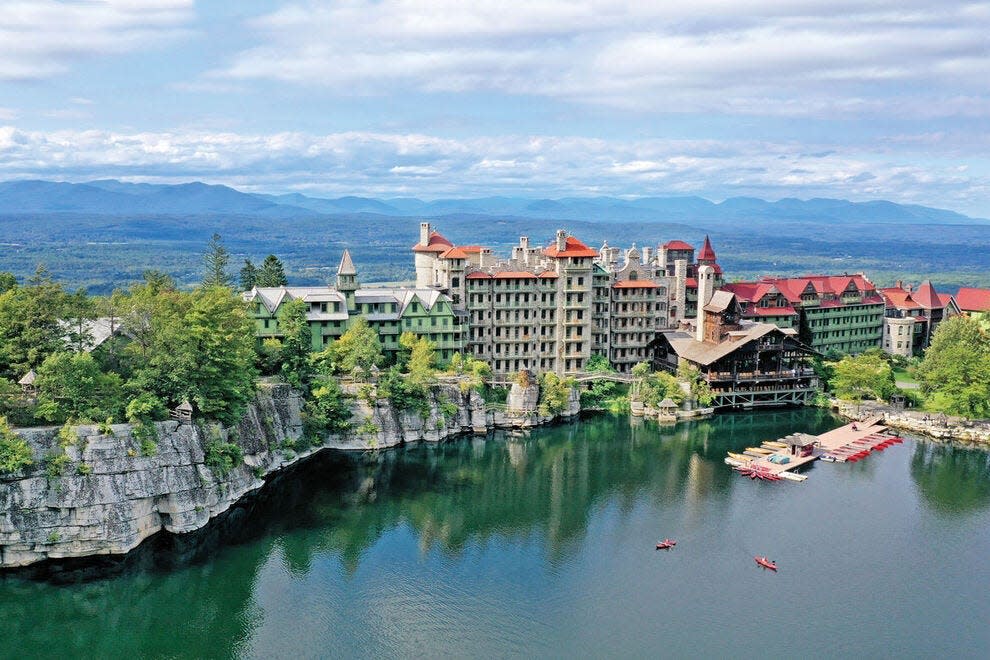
[916,316,990,417]
[677,363,714,406]
[64,287,97,353]
[202,233,231,288]
[257,254,288,287]
[0,416,33,474]
[830,353,897,402]
[125,392,168,423]
[0,378,35,426]
[317,318,382,379]
[404,332,437,388]
[585,354,615,373]
[302,378,352,442]
[446,352,491,392]
[377,366,429,415]
[128,286,258,425]
[638,370,684,408]
[276,298,312,387]
[34,352,125,423]
[239,259,258,290]
[0,266,70,378]
[539,373,575,415]
[0,272,16,294]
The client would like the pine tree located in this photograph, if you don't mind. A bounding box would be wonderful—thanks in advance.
[239,259,258,290]
[257,254,288,287]
[203,233,231,288]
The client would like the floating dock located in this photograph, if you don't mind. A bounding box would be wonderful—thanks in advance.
[724,416,903,483]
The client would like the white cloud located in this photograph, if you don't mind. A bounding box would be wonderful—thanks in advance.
[0,0,195,80]
[214,1,990,119]
[0,124,987,214]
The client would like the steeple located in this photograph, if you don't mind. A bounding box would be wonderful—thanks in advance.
[698,235,717,263]
[336,249,358,310]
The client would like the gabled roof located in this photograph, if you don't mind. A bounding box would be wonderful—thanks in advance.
[411,230,454,253]
[440,246,470,259]
[880,287,920,309]
[544,235,598,258]
[663,240,694,251]
[697,235,717,262]
[663,322,793,366]
[538,270,559,278]
[337,249,356,276]
[18,370,36,386]
[746,306,798,317]
[702,290,735,313]
[466,271,491,280]
[956,287,990,312]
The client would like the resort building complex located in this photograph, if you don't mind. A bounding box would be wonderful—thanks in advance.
[244,223,963,385]
[722,274,887,355]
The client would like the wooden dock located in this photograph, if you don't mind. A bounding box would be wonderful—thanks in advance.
[724,416,903,482]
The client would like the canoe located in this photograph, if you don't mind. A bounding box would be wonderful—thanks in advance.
[727,452,753,462]
[745,447,774,454]
[755,556,777,570]
[763,442,788,449]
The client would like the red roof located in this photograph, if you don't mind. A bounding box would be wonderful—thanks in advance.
[685,277,698,288]
[493,271,538,279]
[697,235,717,262]
[747,306,797,317]
[440,247,470,259]
[538,270,558,278]
[544,235,598,258]
[956,287,990,312]
[912,280,945,309]
[613,279,659,289]
[880,287,920,309]
[748,274,878,305]
[412,230,454,253]
[460,245,485,253]
[663,240,694,251]
[465,271,491,280]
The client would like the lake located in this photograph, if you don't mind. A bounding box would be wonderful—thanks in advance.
[2,408,989,659]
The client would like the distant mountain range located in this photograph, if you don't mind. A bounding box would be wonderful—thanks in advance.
[0,178,985,226]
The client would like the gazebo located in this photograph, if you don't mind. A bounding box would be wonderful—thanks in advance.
[18,370,37,397]
[171,400,194,424]
[657,397,678,423]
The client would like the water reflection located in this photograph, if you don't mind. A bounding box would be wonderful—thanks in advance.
[911,441,990,514]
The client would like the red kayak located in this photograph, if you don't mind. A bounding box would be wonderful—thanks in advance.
[656,539,676,550]
[755,556,777,571]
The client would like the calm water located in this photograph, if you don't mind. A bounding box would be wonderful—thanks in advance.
[3,409,990,659]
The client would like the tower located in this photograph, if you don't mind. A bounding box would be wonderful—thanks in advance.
[695,264,715,342]
[337,249,358,312]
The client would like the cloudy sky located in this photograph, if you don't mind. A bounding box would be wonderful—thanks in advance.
[1,0,989,214]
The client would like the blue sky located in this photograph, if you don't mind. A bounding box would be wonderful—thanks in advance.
[1,1,989,215]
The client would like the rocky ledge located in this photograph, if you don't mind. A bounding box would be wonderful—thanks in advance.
[833,400,990,446]
[1,379,579,568]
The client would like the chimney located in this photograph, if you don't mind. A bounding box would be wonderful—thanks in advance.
[674,258,687,323]
[419,222,430,246]
[696,264,715,342]
[555,229,567,252]
[895,280,903,290]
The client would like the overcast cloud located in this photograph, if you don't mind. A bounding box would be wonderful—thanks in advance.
[0,1,988,214]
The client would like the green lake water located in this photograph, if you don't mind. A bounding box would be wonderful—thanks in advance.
[2,408,990,659]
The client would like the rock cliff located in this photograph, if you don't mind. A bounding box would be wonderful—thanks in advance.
[1,379,580,568]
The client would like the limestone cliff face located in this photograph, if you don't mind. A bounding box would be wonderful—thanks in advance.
[0,380,579,568]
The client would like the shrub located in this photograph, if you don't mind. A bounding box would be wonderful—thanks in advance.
[98,417,115,436]
[205,440,243,477]
[0,416,33,475]
[44,451,71,479]
[357,417,381,436]
[133,421,158,456]
[126,392,167,423]
[76,463,93,476]
[57,421,80,447]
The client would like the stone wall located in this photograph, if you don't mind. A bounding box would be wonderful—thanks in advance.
[832,400,990,446]
[1,379,580,568]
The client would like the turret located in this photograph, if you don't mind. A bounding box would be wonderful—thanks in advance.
[555,229,567,253]
[337,249,358,311]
